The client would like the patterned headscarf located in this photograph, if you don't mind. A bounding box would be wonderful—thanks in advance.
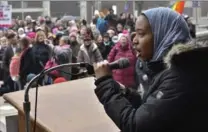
[143,7,191,61]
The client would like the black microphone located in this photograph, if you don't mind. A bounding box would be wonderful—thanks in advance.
[86,58,130,74]
[109,58,130,70]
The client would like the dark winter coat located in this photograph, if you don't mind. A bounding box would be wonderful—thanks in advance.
[19,47,34,87]
[97,41,114,60]
[94,43,208,132]
[31,42,51,74]
[135,59,165,96]
[2,46,15,82]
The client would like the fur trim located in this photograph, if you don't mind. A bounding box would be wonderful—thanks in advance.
[164,40,208,68]
[80,43,98,51]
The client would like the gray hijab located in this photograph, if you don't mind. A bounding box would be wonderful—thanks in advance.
[143,7,191,61]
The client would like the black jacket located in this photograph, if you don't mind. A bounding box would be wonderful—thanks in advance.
[31,43,51,74]
[105,14,117,28]
[19,48,34,87]
[0,47,6,80]
[135,59,165,96]
[94,43,208,132]
[97,42,114,60]
[2,46,14,81]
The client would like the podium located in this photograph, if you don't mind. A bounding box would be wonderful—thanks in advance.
[3,77,120,132]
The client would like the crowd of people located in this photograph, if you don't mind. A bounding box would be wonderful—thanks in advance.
[0,5,204,131]
[0,8,195,97]
[0,9,137,95]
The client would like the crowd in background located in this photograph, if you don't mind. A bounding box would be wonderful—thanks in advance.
[0,8,196,95]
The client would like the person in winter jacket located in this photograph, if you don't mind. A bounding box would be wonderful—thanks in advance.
[102,33,114,59]
[94,10,108,35]
[2,32,18,82]
[9,47,21,81]
[92,7,199,132]
[95,35,106,59]
[116,23,124,34]
[53,36,72,80]
[77,26,87,45]
[69,32,80,60]
[31,31,51,74]
[69,32,81,79]
[77,34,103,65]
[108,33,136,88]
[19,37,34,88]
[0,36,7,61]
[17,28,26,39]
[105,8,118,28]
[107,29,116,40]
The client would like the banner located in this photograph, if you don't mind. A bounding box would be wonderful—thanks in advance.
[124,0,130,12]
[0,4,12,27]
[192,1,200,7]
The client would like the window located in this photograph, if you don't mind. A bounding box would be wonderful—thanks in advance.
[8,1,21,8]
[12,13,23,20]
[22,1,43,8]
[200,1,208,17]
[50,1,80,17]
[23,12,42,19]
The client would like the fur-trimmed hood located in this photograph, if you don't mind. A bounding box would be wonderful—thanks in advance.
[80,43,98,52]
[164,41,208,74]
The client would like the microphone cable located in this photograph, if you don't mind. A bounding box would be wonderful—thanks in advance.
[33,68,46,132]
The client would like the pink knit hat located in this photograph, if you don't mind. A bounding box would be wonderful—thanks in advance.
[122,30,129,35]
[27,32,36,39]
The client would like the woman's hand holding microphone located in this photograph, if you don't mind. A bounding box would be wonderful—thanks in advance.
[93,60,112,79]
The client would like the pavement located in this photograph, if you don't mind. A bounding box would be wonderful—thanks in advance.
[0,97,7,132]
[0,97,17,132]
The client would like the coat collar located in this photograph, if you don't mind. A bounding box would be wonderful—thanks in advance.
[164,41,208,75]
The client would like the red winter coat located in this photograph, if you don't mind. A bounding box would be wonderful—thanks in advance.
[108,42,137,87]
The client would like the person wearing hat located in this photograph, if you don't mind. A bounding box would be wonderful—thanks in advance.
[107,29,116,39]
[97,33,113,59]
[69,32,80,60]
[95,35,105,59]
[27,32,36,47]
[108,33,137,88]
[69,32,81,80]
[105,8,117,28]
[53,36,72,80]
[103,32,113,46]
[77,33,103,65]
[54,77,67,84]
[17,28,26,39]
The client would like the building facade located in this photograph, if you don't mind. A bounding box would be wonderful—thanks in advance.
[2,1,207,22]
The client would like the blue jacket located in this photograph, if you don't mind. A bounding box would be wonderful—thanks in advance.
[96,17,108,35]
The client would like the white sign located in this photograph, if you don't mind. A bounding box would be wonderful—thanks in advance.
[0,1,8,5]
[192,1,200,7]
[0,5,12,27]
